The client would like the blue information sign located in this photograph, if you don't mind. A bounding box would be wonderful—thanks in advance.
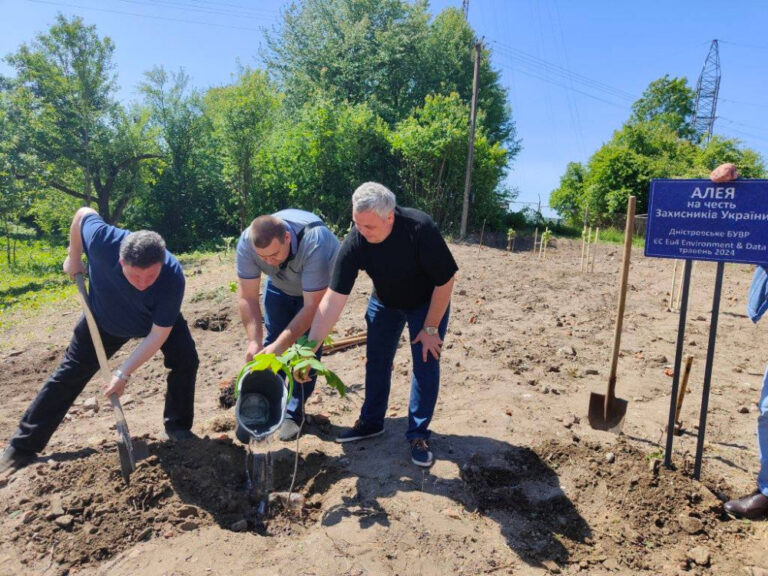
[645,179,768,265]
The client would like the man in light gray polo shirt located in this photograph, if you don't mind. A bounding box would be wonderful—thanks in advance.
[236,209,340,440]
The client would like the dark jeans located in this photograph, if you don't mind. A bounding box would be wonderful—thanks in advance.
[362,295,450,441]
[262,279,322,422]
[9,314,198,455]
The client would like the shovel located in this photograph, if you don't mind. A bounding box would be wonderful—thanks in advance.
[588,196,635,433]
[74,273,136,484]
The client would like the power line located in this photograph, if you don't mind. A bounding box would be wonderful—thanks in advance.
[719,116,768,135]
[187,0,280,15]
[24,0,275,32]
[489,38,637,101]
[720,97,768,110]
[113,0,279,21]
[551,0,585,154]
[492,58,630,109]
[719,39,768,52]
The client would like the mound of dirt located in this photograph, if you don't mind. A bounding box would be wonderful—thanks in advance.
[2,437,336,573]
[461,438,749,573]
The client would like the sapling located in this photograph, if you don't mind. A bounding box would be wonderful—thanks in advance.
[235,336,346,401]
[506,228,516,252]
[540,228,553,259]
[235,337,346,516]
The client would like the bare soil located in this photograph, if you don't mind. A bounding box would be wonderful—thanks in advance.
[1,238,768,576]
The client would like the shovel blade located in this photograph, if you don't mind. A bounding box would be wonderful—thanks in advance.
[116,434,134,485]
[587,392,628,434]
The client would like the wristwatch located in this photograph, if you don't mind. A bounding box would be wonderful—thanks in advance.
[423,326,438,336]
[114,369,130,382]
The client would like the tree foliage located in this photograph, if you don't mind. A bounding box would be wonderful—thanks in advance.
[550,76,765,226]
[204,68,280,230]
[4,3,520,249]
[390,92,509,230]
[6,15,160,226]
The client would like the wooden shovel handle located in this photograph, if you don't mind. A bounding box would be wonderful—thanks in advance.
[75,274,112,388]
[674,355,694,423]
[607,196,636,400]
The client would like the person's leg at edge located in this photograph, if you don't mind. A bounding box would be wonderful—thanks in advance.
[757,362,768,496]
[725,361,768,518]
[358,296,406,431]
[161,314,198,435]
[8,316,128,457]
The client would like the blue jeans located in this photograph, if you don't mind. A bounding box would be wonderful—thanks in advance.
[758,364,768,495]
[263,279,321,421]
[361,295,449,441]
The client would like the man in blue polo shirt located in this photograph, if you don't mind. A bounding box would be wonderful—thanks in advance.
[0,207,198,475]
[236,209,340,441]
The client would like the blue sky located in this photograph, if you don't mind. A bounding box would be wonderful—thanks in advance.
[2,0,767,217]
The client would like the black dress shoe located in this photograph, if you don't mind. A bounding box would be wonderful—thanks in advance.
[0,446,36,475]
[724,491,768,519]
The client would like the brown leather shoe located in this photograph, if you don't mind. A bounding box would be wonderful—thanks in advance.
[724,491,768,519]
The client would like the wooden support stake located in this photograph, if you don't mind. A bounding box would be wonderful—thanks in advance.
[477,219,486,254]
[590,227,600,273]
[324,333,368,355]
[580,226,587,272]
[669,260,679,310]
[674,354,694,433]
[674,260,685,310]
[533,227,538,254]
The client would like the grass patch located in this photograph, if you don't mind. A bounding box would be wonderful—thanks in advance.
[0,239,227,329]
[0,238,74,329]
[190,285,231,304]
[596,226,645,248]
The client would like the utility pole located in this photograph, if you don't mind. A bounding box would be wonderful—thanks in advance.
[460,39,482,239]
[462,0,469,19]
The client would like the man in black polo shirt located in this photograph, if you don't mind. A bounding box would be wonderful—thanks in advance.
[0,207,198,475]
[305,182,457,467]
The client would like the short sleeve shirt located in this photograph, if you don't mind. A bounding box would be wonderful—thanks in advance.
[81,213,185,338]
[235,209,340,297]
[330,207,458,309]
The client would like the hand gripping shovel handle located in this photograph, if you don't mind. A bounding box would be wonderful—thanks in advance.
[74,273,136,483]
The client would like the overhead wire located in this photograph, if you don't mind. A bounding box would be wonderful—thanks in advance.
[531,0,559,149]
[24,0,275,32]
[551,0,585,154]
[489,39,637,101]
[113,0,280,21]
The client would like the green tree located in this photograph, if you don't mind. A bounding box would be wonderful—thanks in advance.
[266,0,429,124]
[0,86,36,264]
[6,14,160,224]
[204,67,280,230]
[390,92,509,230]
[254,96,393,228]
[422,9,517,146]
[549,162,586,226]
[628,75,696,140]
[550,75,765,224]
[135,67,227,250]
[265,2,518,148]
